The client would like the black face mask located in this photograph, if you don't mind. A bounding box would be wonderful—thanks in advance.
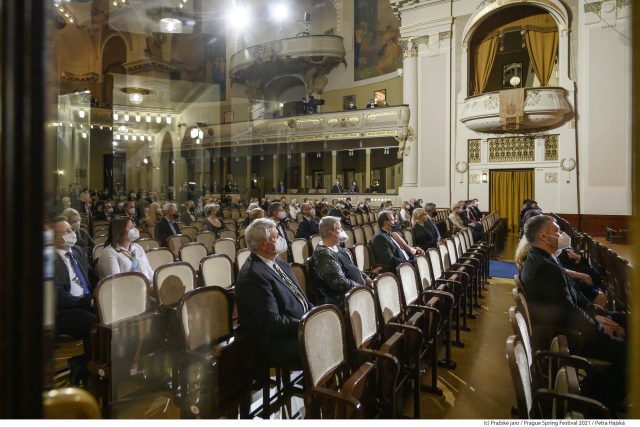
[430,211,437,218]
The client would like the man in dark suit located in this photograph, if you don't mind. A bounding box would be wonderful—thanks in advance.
[423,203,442,248]
[331,179,344,193]
[236,218,312,366]
[155,202,179,247]
[54,219,98,386]
[371,211,418,273]
[470,198,483,221]
[349,181,359,193]
[520,215,627,409]
[276,180,286,194]
[296,203,319,241]
[344,197,353,211]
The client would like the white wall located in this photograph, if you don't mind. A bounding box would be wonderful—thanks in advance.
[577,0,632,215]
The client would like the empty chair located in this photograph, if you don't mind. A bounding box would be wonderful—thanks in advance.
[291,238,310,265]
[180,226,199,240]
[355,213,364,226]
[167,234,192,258]
[362,225,374,243]
[218,229,237,241]
[403,229,414,247]
[92,243,105,263]
[179,242,208,272]
[353,227,365,245]
[299,305,377,419]
[179,287,251,418]
[93,235,108,245]
[196,231,216,254]
[154,262,196,306]
[146,247,175,272]
[223,219,237,231]
[134,238,160,253]
[353,243,381,277]
[310,234,322,251]
[231,209,241,220]
[372,223,380,235]
[200,254,234,289]
[191,220,204,232]
[344,286,405,418]
[236,249,251,272]
[213,238,237,263]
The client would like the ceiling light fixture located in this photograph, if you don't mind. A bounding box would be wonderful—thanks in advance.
[160,17,183,33]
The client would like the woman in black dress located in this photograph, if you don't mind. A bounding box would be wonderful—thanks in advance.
[203,203,224,235]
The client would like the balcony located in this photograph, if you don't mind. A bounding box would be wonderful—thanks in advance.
[229,35,346,97]
[185,105,410,149]
[460,87,573,134]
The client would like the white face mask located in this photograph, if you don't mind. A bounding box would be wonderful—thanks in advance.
[63,232,77,248]
[128,208,136,215]
[278,211,287,220]
[275,236,288,254]
[128,227,140,241]
[337,230,349,242]
[557,232,572,251]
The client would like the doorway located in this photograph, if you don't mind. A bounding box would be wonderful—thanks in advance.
[489,169,534,233]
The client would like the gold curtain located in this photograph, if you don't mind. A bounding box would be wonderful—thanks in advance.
[525,29,558,86]
[489,169,534,233]
[474,36,498,95]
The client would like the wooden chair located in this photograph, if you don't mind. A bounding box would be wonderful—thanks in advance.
[179,242,208,273]
[180,226,199,240]
[179,287,251,418]
[134,238,160,253]
[353,243,382,277]
[236,249,251,272]
[92,244,105,263]
[362,225,374,243]
[343,229,355,249]
[200,254,235,289]
[353,226,365,245]
[196,231,216,254]
[191,220,204,232]
[212,238,236,262]
[290,263,309,298]
[310,234,322,251]
[298,305,377,419]
[291,238,310,265]
[167,234,192,258]
[93,235,108,245]
[219,228,237,241]
[146,248,175,272]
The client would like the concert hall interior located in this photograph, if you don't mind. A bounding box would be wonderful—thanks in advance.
[0,0,638,421]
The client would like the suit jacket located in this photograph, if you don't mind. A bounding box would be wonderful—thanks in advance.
[349,185,359,193]
[54,245,93,311]
[331,184,344,193]
[371,229,412,273]
[470,206,482,221]
[179,209,194,226]
[413,222,437,250]
[296,216,319,241]
[155,217,178,247]
[449,213,465,231]
[520,246,601,342]
[277,184,286,194]
[235,254,312,356]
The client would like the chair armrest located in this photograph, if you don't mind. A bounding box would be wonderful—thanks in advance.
[533,389,609,418]
[307,386,364,418]
[533,351,594,392]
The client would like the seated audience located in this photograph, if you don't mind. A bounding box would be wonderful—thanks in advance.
[372,210,420,273]
[155,203,179,247]
[268,202,292,260]
[331,179,344,194]
[61,208,94,260]
[98,217,154,281]
[449,203,482,241]
[289,199,300,220]
[140,202,162,234]
[296,203,319,241]
[203,203,224,235]
[520,215,627,410]
[411,208,438,251]
[235,218,312,367]
[179,200,196,225]
[309,217,371,309]
[54,218,98,386]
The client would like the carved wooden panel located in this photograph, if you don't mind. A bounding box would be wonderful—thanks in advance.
[487,137,535,162]
[544,135,559,161]
[468,139,481,163]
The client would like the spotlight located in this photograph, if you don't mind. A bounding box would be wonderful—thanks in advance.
[78,109,85,119]
[123,113,130,121]
[81,132,87,138]
[155,115,162,124]
[160,18,182,33]
[166,116,172,124]
[143,157,149,164]
[190,127,199,139]
[113,113,119,120]
[228,5,251,31]
[135,114,141,122]
[112,141,119,147]
[270,2,289,22]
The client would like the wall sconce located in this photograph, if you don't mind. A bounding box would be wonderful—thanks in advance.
[482,172,488,183]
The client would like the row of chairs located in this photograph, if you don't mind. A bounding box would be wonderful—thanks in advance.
[508,283,610,418]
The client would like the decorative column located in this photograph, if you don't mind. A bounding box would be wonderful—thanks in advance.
[222,157,228,184]
[365,148,371,190]
[246,156,251,192]
[300,153,306,190]
[272,155,278,191]
[331,151,337,184]
[400,37,419,187]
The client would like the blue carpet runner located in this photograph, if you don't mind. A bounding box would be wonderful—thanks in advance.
[489,260,518,279]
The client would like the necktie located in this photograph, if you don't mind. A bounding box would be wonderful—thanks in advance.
[65,251,90,296]
[125,249,142,273]
[386,231,409,260]
[272,262,309,312]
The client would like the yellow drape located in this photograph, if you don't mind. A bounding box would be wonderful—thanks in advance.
[474,36,498,95]
[526,29,558,86]
[489,169,534,233]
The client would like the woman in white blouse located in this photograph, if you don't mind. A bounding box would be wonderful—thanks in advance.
[98,217,154,281]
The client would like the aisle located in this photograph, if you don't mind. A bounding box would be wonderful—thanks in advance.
[407,234,519,419]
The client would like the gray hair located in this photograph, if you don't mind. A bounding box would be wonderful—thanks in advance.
[61,208,80,221]
[162,203,177,214]
[246,202,259,213]
[424,203,436,211]
[204,203,219,217]
[524,215,554,244]
[319,216,341,238]
[248,207,265,221]
[245,218,277,253]
[267,202,283,217]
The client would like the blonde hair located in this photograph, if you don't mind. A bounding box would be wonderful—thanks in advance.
[145,202,161,227]
[514,235,530,272]
[411,208,426,225]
